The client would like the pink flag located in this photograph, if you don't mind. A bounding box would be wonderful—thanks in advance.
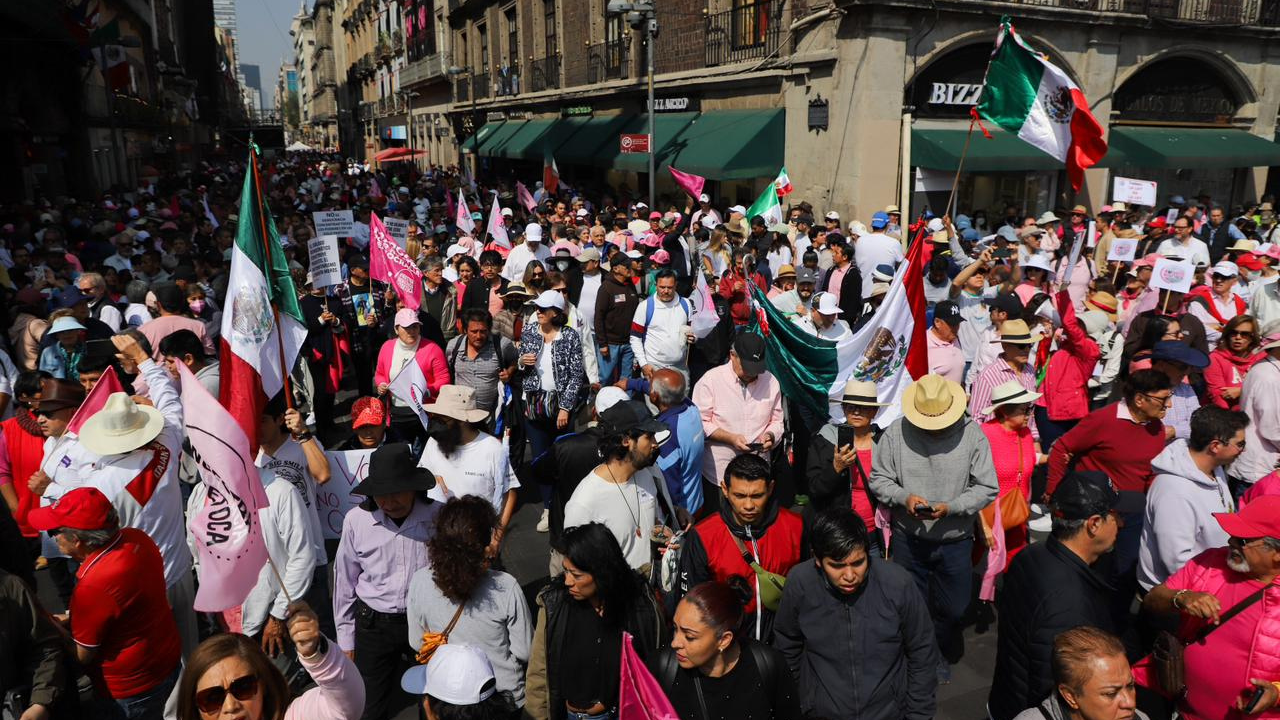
[176,361,270,612]
[369,214,424,310]
[667,166,705,200]
[67,366,124,434]
[444,186,456,220]
[485,193,510,250]
[979,499,1007,602]
[618,632,679,720]
[369,175,383,199]
[455,188,476,236]
[516,181,537,212]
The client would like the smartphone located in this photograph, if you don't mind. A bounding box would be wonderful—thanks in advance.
[837,424,854,450]
[747,442,764,452]
[1243,685,1268,714]
[913,503,934,516]
[993,248,1013,259]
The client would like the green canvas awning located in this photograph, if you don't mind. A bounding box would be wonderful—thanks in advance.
[485,119,556,159]
[1108,126,1280,168]
[461,121,522,154]
[912,125,1136,171]
[658,109,785,180]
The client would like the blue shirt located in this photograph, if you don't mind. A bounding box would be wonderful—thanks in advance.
[624,380,707,513]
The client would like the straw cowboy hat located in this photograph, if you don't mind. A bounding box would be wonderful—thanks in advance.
[351,443,436,497]
[424,385,490,424]
[78,392,165,456]
[998,319,1043,345]
[840,379,888,407]
[980,380,1043,416]
[902,374,968,431]
[1085,292,1119,323]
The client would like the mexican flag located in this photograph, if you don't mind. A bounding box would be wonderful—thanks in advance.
[745,183,783,226]
[219,146,308,455]
[543,152,560,195]
[772,167,794,197]
[748,224,929,425]
[974,19,1106,191]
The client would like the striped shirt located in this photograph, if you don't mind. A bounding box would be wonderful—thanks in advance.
[967,357,1040,440]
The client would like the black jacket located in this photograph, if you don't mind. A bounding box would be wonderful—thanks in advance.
[773,557,937,720]
[806,423,881,514]
[819,264,863,323]
[987,537,1118,720]
[531,426,602,542]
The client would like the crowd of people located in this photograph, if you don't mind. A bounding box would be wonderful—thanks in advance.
[0,150,1279,720]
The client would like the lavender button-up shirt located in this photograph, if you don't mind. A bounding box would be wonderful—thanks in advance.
[333,498,441,650]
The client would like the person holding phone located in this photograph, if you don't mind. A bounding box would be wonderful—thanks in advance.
[807,379,886,550]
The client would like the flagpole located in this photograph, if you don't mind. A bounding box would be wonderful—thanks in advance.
[944,120,977,221]
[248,144,296,411]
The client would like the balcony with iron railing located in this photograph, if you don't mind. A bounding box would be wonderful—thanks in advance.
[588,38,630,83]
[705,1,783,67]
[455,76,471,102]
[401,52,448,86]
[473,71,492,99]
[927,0,1280,24]
[495,63,520,96]
[528,55,561,92]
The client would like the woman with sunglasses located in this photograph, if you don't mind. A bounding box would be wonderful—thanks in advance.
[177,601,364,720]
[980,380,1047,565]
[1205,314,1263,411]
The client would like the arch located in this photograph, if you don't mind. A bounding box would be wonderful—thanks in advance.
[1112,48,1256,111]
[906,30,1083,90]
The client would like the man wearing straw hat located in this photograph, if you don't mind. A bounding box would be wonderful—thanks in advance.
[44,334,198,658]
[868,374,998,683]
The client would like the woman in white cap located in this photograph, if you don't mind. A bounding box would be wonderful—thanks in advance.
[978,380,1046,563]
[401,644,518,720]
[38,313,87,380]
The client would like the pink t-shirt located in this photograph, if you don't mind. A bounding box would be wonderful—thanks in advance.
[927,330,965,385]
[1166,564,1272,720]
[851,448,875,536]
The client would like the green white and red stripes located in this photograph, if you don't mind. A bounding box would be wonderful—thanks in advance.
[975,20,1107,190]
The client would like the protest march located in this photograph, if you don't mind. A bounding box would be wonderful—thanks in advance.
[4,15,1280,720]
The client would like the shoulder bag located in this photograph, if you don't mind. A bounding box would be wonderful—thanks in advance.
[728,532,787,613]
[1150,583,1269,698]
[415,600,467,664]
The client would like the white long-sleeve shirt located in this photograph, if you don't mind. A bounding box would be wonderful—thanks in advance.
[1231,356,1280,483]
[630,296,690,369]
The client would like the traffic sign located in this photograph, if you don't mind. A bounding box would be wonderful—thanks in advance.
[620,133,651,154]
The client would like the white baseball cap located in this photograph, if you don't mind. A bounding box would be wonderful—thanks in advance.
[825,211,840,221]
[595,386,629,414]
[532,289,565,312]
[729,205,747,216]
[525,223,543,242]
[501,207,513,217]
[1211,260,1239,278]
[400,645,496,705]
[445,243,468,259]
[698,193,710,203]
[816,292,842,315]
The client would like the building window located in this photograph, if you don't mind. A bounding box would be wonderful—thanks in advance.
[505,7,518,65]
[478,23,489,72]
[731,0,770,49]
[544,0,557,56]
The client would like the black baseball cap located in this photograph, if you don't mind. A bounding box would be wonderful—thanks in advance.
[1052,471,1144,520]
[733,332,768,376]
[934,301,964,328]
[986,293,1023,317]
[600,401,671,444]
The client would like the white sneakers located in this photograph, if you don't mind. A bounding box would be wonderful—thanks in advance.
[536,508,550,533]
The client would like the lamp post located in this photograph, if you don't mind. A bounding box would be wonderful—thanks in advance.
[607,1,656,208]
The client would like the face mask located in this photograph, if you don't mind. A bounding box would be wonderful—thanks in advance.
[189,299,206,314]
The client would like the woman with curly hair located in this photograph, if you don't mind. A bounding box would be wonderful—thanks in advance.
[406,496,533,710]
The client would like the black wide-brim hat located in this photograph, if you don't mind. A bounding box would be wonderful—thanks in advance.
[351,443,436,497]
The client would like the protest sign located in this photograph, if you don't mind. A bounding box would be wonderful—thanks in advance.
[1107,238,1139,263]
[384,218,410,248]
[315,449,374,539]
[1112,177,1157,207]
[1149,257,1194,294]
[312,210,354,237]
[369,214,422,309]
[308,236,343,288]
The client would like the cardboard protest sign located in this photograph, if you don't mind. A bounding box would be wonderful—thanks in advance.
[315,449,375,539]
[1112,176,1157,207]
[1149,257,1194,294]
[1107,238,1138,263]
[308,236,343,288]
[313,210,354,237]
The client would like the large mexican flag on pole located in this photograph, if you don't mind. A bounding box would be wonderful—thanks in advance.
[974,19,1107,191]
[219,146,308,455]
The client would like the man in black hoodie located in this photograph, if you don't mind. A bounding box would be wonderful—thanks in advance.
[676,454,805,642]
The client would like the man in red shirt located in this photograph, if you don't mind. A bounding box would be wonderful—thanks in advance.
[28,487,181,720]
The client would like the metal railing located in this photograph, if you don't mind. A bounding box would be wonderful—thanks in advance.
[949,0,1280,23]
[587,38,630,83]
[455,76,471,102]
[473,71,492,99]
[705,2,783,67]
[529,54,560,91]
[401,52,447,85]
[495,63,520,95]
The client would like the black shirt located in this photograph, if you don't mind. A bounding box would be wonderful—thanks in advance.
[664,643,801,720]
[560,599,622,709]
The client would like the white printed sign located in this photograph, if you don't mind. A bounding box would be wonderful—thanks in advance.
[1107,238,1139,263]
[314,449,374,539]
[1112,177,1158,208]
[313,210,354,237]
[1149,257,1194,294]
[384,218,410,249]
[308,235,343,288]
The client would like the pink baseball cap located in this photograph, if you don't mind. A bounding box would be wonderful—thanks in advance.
[394,308,421,328]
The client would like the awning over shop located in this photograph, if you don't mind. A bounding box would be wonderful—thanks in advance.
[1108,126,1280,168]
[460,109,784,179]
[912,125,1138,171]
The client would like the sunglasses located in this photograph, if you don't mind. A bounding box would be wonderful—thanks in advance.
[195,675,260,714]
[1226,330,1256,339]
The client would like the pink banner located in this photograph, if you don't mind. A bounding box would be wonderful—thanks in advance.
[667,166,705,200]
[516,181,537,211]
[485,193,510,249]
[979,498,1006,602]
[618,632,680,720]
[67,366,124,434]
[177,361,270,612]
[370,214,423,310]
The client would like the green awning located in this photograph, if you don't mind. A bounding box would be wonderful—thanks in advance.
[1108,126,1280,168]
[659,109,785,180]
[461,122,522,154]
[912,125,1138,171]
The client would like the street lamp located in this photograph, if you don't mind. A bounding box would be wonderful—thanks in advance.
[607,0,656,208]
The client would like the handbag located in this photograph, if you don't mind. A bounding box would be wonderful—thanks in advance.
[1149,584,1268,698]
[523,389,560,421]
[729,532,787,612]
[981,437,1032,531]
[415,601,467,664]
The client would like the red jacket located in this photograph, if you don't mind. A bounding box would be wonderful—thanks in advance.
[374,339,450,398]
[2,412,46,537]
[678,499,803,617]
[717,271,768,327]
[1204,348,1264,410]
[1042,290,1101,421]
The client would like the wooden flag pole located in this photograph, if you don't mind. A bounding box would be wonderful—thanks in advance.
[249,144,296,411]
[1111,263,1121,287]
[944,120,978,221]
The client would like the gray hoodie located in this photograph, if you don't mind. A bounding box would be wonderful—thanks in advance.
[1011,693,1149,720]
[1137,438,1233,591]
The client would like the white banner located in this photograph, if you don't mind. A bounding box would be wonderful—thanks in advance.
[384,218,410,249]
[314,449,374,539]
[312,210,354,237]
[1112,176,1157,207]
[388,359,432,430]
[1149,257,1194,294]
[308,236,343,288]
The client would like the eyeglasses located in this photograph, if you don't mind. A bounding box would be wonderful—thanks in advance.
[1161,330,1188,339]
[1228,536,1268,550]
[1138,392,1174,408]
[1226,330,1256,339]
[194,675,260,714]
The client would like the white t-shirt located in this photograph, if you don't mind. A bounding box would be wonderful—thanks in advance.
[563,468,665,571]
[579,273,603,335]
[420,433,520,512]
[853,233,903,298]
[258,440,328,566]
